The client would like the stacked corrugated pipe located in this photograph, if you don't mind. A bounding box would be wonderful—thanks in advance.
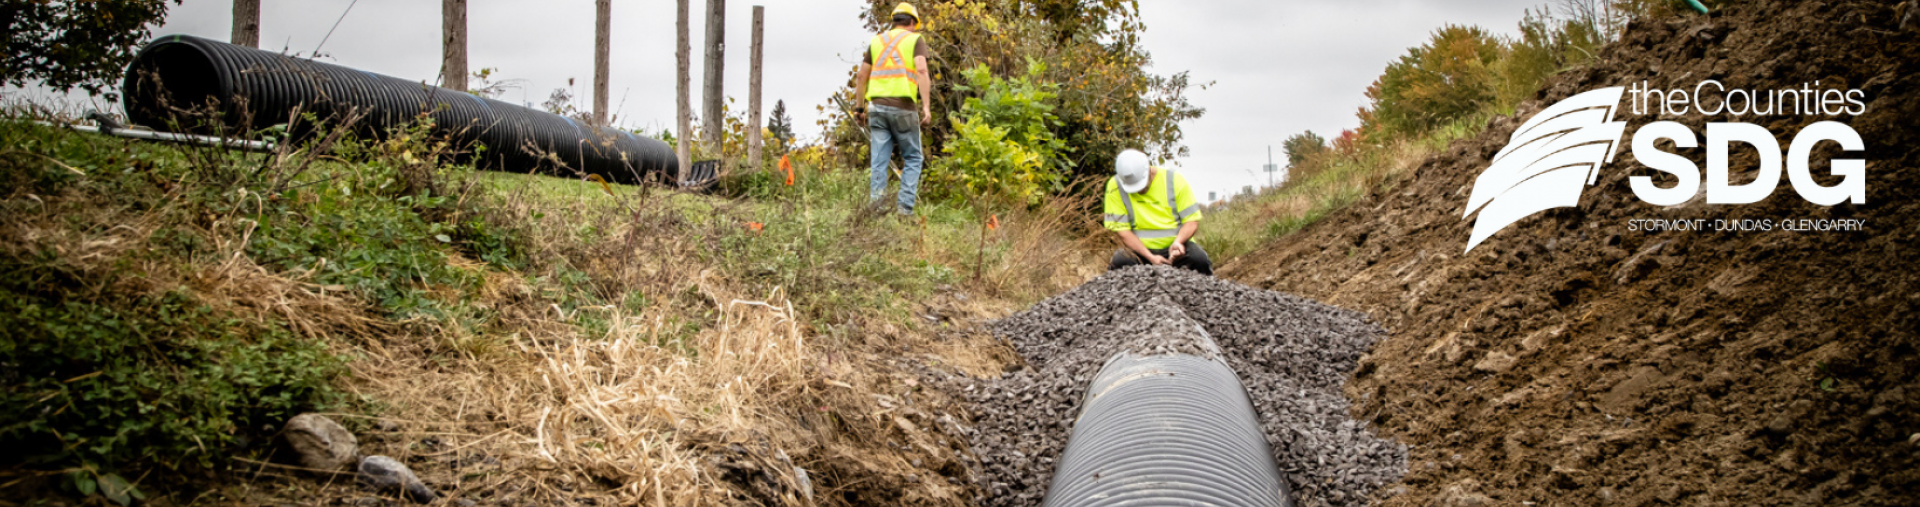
[1041,297,1292,507]
[120,34,674,184]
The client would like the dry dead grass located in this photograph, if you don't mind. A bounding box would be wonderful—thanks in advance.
[333,285,818,505]
[277,174,1056,505]
[0,182,385,343]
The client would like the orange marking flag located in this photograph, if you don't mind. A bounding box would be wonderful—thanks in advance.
[780,155,794,186]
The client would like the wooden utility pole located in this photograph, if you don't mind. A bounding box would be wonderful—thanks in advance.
[231,0,260,48]
[676,0,692,182]
[441,0,468,92]
[592,0,611,125]
[747,6,764,169]
[701,0,725,155]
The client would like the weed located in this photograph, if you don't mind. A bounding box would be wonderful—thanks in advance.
[0,288,346,472]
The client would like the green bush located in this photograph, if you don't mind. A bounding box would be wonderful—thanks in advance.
[1282,131,1329,167]
[1365,25,1504,137]
[932,60,1069,206]
[0,288,347,473]
[246,124,489,318]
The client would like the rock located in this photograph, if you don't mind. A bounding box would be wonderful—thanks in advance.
[794,466,813,501]
[282,413,357,470]
[358,455,438,503]
[1474,351,1518,374]
[1438,480,1494,507]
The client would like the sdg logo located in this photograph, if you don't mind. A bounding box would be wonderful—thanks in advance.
[1462,83,1866,252]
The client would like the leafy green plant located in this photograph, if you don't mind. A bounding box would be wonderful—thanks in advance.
[1366,25,1504,138]
[1283,131,1329,167]
[246,121,489,318]
[0,289,346,474]
[933,61,1069,206]
[2,0,180,98]
[839,0,1204,185]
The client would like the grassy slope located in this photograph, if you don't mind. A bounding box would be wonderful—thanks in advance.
[0,119,1096,505]
[1205,113,1499,264]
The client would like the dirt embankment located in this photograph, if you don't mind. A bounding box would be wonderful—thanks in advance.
[1220,0,1919,505]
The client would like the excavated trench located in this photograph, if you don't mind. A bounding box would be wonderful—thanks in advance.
[965,267,1408,507]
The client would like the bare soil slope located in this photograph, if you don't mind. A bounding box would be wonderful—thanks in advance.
[1220,1,1919,505]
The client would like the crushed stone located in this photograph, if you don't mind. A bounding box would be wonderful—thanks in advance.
[965,266,1407,507]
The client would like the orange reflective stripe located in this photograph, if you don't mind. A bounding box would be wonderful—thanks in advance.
[871,30,919,84]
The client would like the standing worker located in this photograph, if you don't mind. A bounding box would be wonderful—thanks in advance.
[1104,149,1211,275]
[853,3,934,215]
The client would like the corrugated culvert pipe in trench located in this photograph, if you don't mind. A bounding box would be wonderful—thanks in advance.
[1042,347,1291,506]
[120,34,674,184]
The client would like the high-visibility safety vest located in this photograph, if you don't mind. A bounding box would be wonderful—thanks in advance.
[866,28,922,101]
[1103,168,1203,250]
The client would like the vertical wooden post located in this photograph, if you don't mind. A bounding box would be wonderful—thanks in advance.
[701,0,726,156]
[231,0,260,48]
[747,5,764,169]
[442,0,468,92]
[593,0,611,125]
[676,0,692,183]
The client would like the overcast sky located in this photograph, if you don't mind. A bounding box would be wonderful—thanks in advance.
[34,0,1552,200]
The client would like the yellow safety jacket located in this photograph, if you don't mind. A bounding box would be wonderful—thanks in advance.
[866,28,922,101]
[1103,168,1202,250]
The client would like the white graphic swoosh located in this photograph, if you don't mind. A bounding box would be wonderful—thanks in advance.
[1463,86,1627,252]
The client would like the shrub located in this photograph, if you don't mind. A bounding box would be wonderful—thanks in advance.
[1364,25,1503,137]
[1282,131,1329,166]
[246,122,490,318]
[932,61,1068,206]
[838,0,1204,187]
[0,289,347,473]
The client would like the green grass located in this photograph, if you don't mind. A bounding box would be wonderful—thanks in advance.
[1205,112,1495,263]
[0,119,353,492]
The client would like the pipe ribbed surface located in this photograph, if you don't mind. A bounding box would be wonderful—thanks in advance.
[1042,352,1291,507]
[120,34,673,184]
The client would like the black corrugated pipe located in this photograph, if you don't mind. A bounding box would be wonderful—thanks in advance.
[120,34,675,185]
[1043,347,1291,506]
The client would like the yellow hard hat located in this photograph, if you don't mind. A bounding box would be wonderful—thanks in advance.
[892,3,920,22]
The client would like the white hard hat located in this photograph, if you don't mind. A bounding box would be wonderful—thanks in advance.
[1114,149,1150,193]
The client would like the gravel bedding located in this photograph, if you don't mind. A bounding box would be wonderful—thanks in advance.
[965,266,1407,507]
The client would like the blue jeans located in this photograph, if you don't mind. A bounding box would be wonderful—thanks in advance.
[868,103,924,214]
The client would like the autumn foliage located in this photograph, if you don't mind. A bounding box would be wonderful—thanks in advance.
[833,0,1205,204]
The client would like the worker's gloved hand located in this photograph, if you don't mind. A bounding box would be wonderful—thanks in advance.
[1168,242,1186,260]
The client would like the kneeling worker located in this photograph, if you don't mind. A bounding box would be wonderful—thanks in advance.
[1104,149,1211,275]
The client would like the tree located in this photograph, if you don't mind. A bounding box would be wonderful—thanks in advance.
[2,0,180,98]
[442,0,467,92]
[592,0,610,125]
[701,0,725,154]
[1363,25,1503,137]
[1282,131,1328,166]
[231,0,259,48]
[767,99,793,154]
[841,0,1204,190]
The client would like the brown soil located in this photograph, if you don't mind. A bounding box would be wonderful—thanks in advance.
[1220,0,1920,505]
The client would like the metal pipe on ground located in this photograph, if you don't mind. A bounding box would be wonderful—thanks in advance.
[1042,341,1291,506]
[31,121,274,151]
[119,34,676,185]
